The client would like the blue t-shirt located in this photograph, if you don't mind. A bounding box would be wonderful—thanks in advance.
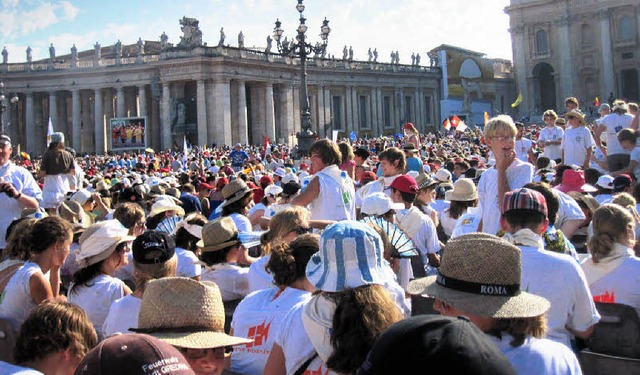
[406,157,423,173]
[229,150,249,167]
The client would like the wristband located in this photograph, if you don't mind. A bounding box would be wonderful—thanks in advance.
[15,192,22,199]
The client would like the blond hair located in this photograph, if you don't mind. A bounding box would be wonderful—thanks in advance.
[260,206,310,255]
[588,203,635,263]
[543,109,558,120]
[484,115,517,139]
[133,255,178,292]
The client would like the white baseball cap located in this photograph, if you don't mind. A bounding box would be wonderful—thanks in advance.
[274,167,286,178]
[361,192,405,216]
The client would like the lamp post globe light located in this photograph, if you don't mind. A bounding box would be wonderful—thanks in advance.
[273,0,330,156]
[0,80,19,135]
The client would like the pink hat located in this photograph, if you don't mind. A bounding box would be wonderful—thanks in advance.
[555,169,597,194]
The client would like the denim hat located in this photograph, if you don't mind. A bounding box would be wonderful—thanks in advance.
[306,220,388,292]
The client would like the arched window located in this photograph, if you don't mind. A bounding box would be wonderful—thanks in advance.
[619,16,635,41]
[535,29,549,55]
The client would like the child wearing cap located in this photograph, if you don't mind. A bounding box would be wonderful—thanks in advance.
[611,128,640,181]
[102,230,178,338]
[562,109,594,169]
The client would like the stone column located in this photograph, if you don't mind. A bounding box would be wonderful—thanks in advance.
[161,83,171,150]
[292,84,301,135]
[48,92,57,134]
[351,87,359,133]
[138,85,147,117]
[556,16,574,103]
[415,87,421,128]
[196,79,207,147]
[317,85,325,133]
[206,81,216,146]
[25,93,35,152]
[282,85,295,144]
[599,10,616,99]
[72,90,81,151]
[377,87,384,135]
[264,83,276,142]
[345,86,353,133]
[236,80,248,145]
[94,89,104,154]
[214,79,232,146]
[393,89,401,130]
[371,87,379,136]
[511,25,529,115]
[323,87,331,134]
[116,87,125,118]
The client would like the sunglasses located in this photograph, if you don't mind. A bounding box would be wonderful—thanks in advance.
[179,346,233,360]
[293,226,313,235]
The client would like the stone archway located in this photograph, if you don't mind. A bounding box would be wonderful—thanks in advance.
[532,62,556,113]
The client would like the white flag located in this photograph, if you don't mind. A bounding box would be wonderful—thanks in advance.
[456,121,468,132]
[46,117,54,146]
[332,130,339,143]
[182,135,188,167]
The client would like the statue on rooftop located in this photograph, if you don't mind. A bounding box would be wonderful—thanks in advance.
[160,32,169,50]
[342,45,348,61]
[219,27,226,46]
[348,46,353,61]
[266,35,272,54]
[238,31,244,48]
[367,48,372,62]
[26,46,32,64]
[373,48,378,62]
[2,47,8,64]
[137,38,144,55]
[115,40,122,57]
[49,43,55,60]
[94,42,101,60]
[178,17,203,48]
[415,53,421,66]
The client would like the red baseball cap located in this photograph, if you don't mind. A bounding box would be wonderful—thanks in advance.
[389,175,418,194]
[260,175,274,185]
[198,182,214,190]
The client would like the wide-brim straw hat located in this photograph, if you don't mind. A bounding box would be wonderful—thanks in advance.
[220,179,253,208]
[132,277,252,349]
[76,220,136,268]
[444,178,477,202]
[563,109,586,125]
[196,216,240,252]
[407,233,550,318]
[149,198,186,217]
[57,200,93,229]
[612,99,629,113]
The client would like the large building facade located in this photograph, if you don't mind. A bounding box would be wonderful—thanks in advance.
[0,20,442,154]
[505,0,640,117]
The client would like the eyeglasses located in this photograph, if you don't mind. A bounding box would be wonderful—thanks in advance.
[293,226,313,235]
[135,221,146,228]
[490,135,515,142]
[179,346,233,360]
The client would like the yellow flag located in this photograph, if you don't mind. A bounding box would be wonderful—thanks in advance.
[511,92,523,108]
[484,111,490,126]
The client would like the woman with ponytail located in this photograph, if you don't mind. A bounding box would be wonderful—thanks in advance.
[67,219,135,340]
[0,216,73,331]
[247,206,311,293]
[581,203,640,317]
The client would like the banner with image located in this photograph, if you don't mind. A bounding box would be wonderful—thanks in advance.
[109,117,147,151]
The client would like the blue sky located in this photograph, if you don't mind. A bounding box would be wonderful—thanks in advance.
[0,0,513,63]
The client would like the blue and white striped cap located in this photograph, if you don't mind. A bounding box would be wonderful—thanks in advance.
[306,220,388,292]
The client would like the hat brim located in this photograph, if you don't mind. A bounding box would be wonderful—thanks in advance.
[444,191,478,202]
[220,187,252,208]
[141,330,252,350]
[407,276,550,319]
[197,239,240,252]
[556,183,597,194]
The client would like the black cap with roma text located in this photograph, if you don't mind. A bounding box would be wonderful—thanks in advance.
[132,230,176,264]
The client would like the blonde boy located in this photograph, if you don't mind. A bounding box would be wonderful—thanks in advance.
[477,115,534,235]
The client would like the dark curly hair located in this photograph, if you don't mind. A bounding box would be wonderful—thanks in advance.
[266,233,319,286]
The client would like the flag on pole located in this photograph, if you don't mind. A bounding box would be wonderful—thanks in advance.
[456,121,468,132]
[595,96,600,108]
[182,135,188,166]
[332,130,339,143]
[511,92,523,108]
[443,118,451,131]
[349,131,357,142]
[451,115,461,128]
[484,111,490,126]
[46,117,54,147]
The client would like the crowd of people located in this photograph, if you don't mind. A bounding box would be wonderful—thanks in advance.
[0,95,639,374]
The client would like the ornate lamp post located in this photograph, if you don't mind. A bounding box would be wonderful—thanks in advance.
[273,0,330,156]
[0,80,19,135]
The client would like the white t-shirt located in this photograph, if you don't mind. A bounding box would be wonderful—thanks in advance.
[102,294,141,338]
[175,247,201,278]
[430,199,451,215]
[247,203,267,230]
[630,146,640,180]
[491,334,582,375]
[555,190,586,229]
[67,274,126,341]
[229,212,252,232]
[230,287,312,375]
[538,126,564,160]
[0,261,41,331]
[600,113,635,155]
[201,263,250,301]
[519,245,600,348]
[0,361,43,374]
[515,138,533,162]
[438,209,458,237]
[581,250,640,318]
[450,207,481,239]
[273,302,337,375]
[563,126,595,167]
[590,146,608,174]
[477,160,534,235]
[247,255,274,293]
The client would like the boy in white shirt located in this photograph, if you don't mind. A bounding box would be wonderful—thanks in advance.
[562,109,595,169]
[537,109,564,163]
